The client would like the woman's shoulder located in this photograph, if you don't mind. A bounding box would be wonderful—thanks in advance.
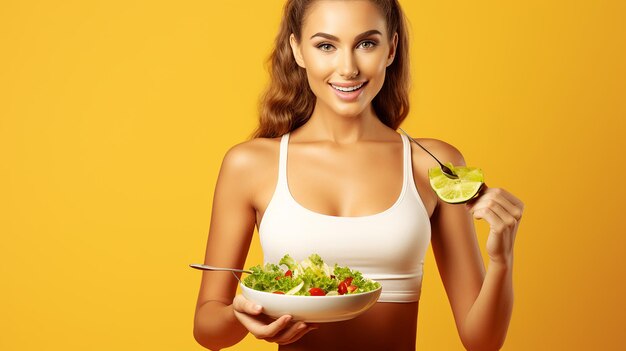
[220,136,281,174]
[210,136,284,211]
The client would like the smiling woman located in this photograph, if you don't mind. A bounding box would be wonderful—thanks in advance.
[193,1,524,350]
[253,0,410,139]
[289,5,397,117]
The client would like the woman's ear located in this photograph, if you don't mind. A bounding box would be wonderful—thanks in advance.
[386,32,398,67]
[290,33,306,68]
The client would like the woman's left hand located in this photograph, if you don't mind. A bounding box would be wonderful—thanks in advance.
[465,184,524,265]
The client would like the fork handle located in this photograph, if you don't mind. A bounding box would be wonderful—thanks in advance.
[189,264,252,274]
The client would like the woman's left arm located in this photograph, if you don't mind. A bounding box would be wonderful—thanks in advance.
[428,142,524,351]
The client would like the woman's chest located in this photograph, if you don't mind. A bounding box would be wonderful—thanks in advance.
[253,142,437,226]
[290,143,406,215]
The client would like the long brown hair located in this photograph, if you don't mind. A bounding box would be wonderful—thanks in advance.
[251,0,410,139]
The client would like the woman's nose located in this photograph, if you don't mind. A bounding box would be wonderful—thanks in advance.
[337,50,359,79]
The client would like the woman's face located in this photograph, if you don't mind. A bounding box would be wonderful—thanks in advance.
[290,0,397,118]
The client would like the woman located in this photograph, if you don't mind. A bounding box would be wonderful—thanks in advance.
[193,0,524,350]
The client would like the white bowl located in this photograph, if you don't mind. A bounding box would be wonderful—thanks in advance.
[240,283,382,323]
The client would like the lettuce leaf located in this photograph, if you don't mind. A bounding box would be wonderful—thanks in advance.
[243,254,380,295]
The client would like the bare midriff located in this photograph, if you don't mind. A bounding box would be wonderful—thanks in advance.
[279,302,419,351]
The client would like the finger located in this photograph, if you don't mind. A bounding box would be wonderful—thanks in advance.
[470,191,522,221]
[491,188,524,216]
[501,188,524,209]
[250,315,293,340]
[233,308,272,331]
[266,321,303,342]
[471,205,504,230]
[281,323,318,345]
[472,202,516,234]
[489,187,524,209]
[232,294,263,315]
[267,321,308,344]
[486,200,519,230]
[466,186,524,215]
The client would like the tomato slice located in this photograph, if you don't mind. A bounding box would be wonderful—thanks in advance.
[347,285,357,293]
[285,270,292,278]
[343,277,353,286]
[273,291,285,294]
[337,281,347,295]
[308,287,326,296]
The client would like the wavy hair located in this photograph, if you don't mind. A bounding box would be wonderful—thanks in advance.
[251,0,410,139]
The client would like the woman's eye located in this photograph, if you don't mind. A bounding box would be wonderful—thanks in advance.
[317,43,334,51]
[358,41,376,49]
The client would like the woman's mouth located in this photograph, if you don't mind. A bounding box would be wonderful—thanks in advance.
[329,81,368,101]
[330,82,365,92]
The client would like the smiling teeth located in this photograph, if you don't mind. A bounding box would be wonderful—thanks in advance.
[331,83,364,92]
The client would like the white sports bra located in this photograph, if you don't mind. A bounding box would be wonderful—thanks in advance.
[258,132,431,302]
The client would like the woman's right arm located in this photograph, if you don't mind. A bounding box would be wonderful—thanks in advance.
[193,142,313,350]
[193,144,258,349]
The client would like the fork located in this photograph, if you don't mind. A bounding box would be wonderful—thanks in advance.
[398,127,458,179]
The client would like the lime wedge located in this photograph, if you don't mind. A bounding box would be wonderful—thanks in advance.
[428,163,484,204]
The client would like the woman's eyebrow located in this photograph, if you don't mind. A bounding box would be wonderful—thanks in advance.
[309,29,383,42]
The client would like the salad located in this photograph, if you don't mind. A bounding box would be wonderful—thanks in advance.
[242,254,380,296]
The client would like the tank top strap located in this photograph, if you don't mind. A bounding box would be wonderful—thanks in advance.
[277,132,290,189]
[399,133,409,185]
[401,132,421,197]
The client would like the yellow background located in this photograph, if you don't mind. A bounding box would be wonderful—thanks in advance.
[1,1,625,350]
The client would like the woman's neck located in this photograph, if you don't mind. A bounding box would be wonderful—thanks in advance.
[299,103,383,144]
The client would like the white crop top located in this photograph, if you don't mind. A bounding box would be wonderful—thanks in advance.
[258,132,431,302]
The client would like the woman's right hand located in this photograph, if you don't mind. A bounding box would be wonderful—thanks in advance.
[232,294,318,345]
